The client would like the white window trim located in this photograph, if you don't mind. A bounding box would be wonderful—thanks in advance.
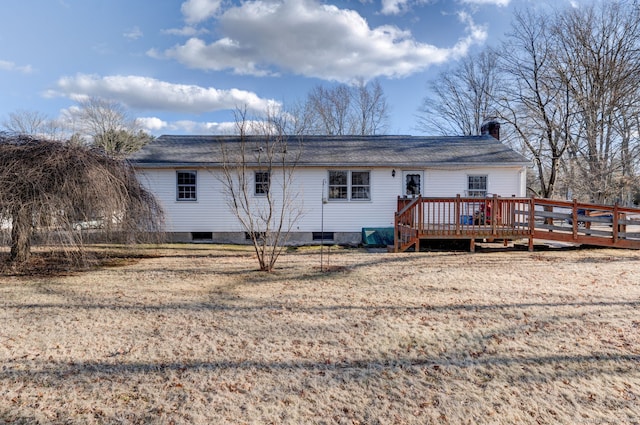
[176,170,197,201]
[466,174,488,198]
[254,170,270,197]
[327,170,371,202]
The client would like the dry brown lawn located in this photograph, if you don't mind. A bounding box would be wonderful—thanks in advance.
[1,244,640,424]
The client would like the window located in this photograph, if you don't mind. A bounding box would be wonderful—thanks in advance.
[467,175,487,197]
[405,173,421,196]
[177,171,197,201]
[328,171,348,200]
[351,171,370,200]
[328,170,371,201]
[255,171,270,196]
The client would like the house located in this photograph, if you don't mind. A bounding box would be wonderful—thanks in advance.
[129,126,530,245]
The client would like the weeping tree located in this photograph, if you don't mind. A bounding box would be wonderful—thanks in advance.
[0,133,164,267]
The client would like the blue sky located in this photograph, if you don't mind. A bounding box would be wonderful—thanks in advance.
[0,0,580,136]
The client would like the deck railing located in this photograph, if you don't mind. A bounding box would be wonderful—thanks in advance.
[529,198,640,249]
[394,195,640,252]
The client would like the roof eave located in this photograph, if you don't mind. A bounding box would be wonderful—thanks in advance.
[131,161,531,169]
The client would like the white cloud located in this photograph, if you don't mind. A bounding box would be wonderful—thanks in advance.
[46,74,280,115]
[381,0,408,15]
[460,0,510,6]
[157,37,273,77]
[138,117,238,135]
[137,117,167,131]
[159,0,487,82]
[181,0,223,24]
[380,0,430,16]
[123,26,143,40]
[0,59,33,74]
[453,11,488,56]
[162,26,208,37]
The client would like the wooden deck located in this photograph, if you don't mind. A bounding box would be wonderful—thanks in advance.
[394,195,640,252]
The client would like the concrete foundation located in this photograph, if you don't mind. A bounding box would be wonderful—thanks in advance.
[165,231,362,246]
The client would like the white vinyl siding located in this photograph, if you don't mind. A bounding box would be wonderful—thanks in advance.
[424,167,522,198]
[136,165,526,234]
[137,169,245,233]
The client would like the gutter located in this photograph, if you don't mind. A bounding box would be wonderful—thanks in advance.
[130,161,531,169]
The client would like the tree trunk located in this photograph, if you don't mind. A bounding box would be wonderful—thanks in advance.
[10,206,32,264]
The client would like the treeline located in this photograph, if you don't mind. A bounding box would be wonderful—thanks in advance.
[1,78,391,156]
[418,1,640,205]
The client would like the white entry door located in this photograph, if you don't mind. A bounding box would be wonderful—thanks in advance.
[402,171,424,197]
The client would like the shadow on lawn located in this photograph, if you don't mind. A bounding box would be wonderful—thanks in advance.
[3,298,640,315]
[2,352,639,384]
[3,351,638,425]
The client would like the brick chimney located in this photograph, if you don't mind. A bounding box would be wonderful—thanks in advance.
[481,119,500,140]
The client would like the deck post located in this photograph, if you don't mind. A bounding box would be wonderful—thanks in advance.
[572,199,579,240]
[470,237,475,252]
[510,195,516,229]
[394,211,399,253]
[455,194,461,235]
[491,194,498,236]
[418,196,423,235]
[528,197,535,251]
[613,203,619,243]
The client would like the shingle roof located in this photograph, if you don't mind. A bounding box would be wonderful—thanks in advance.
[129,134,530,168]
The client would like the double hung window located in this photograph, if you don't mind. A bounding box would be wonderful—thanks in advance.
[467,175,487,197]
[328,171,348,200]
[177,170,197,201]
[328,170,371,201]
[350,171,370,200]
[255,171,270,196]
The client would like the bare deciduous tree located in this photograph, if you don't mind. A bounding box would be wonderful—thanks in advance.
[304,79,389,135]
[219,108,304,272]
[417,49,501,136]
[497,9,574,198]
[306,84,353,135]
[354,78,389,136]
[66,97,153,154]
[419,2,640,204]
[1,109,66,140]
[0,133,164,267]
[553,1,640,204]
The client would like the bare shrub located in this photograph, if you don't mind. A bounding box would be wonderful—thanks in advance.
[219,108,304,272]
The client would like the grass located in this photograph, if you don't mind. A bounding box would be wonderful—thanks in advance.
[1,244,640,424]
